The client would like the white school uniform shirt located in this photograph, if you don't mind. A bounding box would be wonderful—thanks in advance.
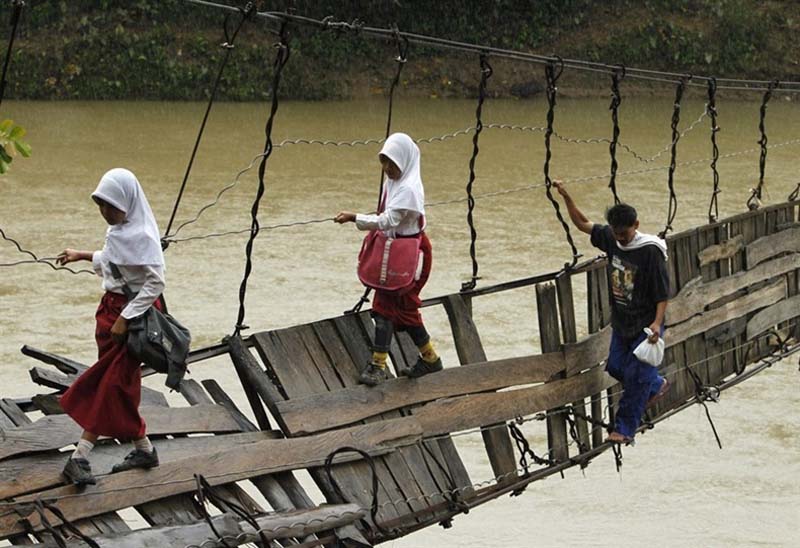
[355,133,426,238]
[91,168,166,319]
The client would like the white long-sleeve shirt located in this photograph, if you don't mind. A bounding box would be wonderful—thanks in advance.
[92,250,165,319]
[356,209,425,237]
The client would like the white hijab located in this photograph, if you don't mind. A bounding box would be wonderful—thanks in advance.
[616,231,668,260]
[378,133,425,215]
[92,168,164,267]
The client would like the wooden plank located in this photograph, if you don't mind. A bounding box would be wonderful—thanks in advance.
[0,431,274,500]
[261,319,408,527]
[555,273,589,453]
[746,294,800,340]
[274,352,566,435]
[697,234,743,267]
[40,514,241,548]
[228,335,287,430]
[665,278,786,345]
[237,504,365,544]
[667,253,800,325]
[443,294,518,485]
[409,367,615,438]
[0,399,132,539]
[28,367,169,407]
[746,226,800,267]
[20,345,87,375]
[697,223,727,384]
[537,283,569,463]
[563,326,611,376]
[0,404,242,461]
[1,419,423,537]
[586,267,610,448]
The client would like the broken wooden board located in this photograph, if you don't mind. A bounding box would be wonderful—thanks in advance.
[0,432,275,500]
[746,226,800,267]
[28,367,168,408]
[667,253,800,325]
[0,418,422,537]
[665,278,786,345]
[408,366,615,438]
[697,234,743,267]
[563,325,611,376]
[274,351,566,435]
[0,404,242,461]
[746,294,800,340]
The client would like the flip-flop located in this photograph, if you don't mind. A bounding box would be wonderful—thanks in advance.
[605,431,633,444]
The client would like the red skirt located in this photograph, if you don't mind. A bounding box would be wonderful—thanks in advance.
[60,292,159,440]
[372,232,432,328]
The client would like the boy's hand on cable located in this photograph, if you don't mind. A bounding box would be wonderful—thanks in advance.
[57,248,84,265]
[552,180,568,198]
[111,316,128,344]
[334,211,356,224]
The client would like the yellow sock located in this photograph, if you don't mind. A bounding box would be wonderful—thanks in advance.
[418,341,438,363]
[371,351,388,369]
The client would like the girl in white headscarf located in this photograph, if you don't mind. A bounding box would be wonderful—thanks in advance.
[56,168,165,486]
[335,133,442,386]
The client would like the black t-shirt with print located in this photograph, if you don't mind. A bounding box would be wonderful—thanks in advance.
[591,224,670,340]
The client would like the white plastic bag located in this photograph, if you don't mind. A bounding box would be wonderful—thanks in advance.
[633,327,664,366]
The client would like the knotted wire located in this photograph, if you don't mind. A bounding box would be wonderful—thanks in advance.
[163,1,255,249]
[192,473,269,547]
[607,66,625,205]
[748,79,779,210]
[30,499,101,548]
[684,367,723,449]
[707,77,721,222]
[542,58,581,268]
[461,53,492,292]
[659,76,688,239]
[324,446,391,537]
[234,19,290,336]
[347,28,409,314]
[0,0,23,109]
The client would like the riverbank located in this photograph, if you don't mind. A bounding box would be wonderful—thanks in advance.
[2,0,798,101]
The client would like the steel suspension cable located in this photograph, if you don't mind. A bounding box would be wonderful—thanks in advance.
[347,29,409,314]
[659,76,688,239]
[162,2,255,247]
[183,1,800,93]
[461,53,492,292]
[607,66,624,205]
[748,79,779,210]
[234,20,290,336]
[542,58,581,268]
[707,77,721,222]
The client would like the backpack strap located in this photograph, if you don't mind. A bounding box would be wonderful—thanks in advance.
[108,262,137,301]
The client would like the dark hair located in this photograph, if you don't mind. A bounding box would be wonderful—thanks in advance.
[606,203,638,228]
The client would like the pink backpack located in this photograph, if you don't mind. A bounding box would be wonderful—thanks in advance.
[357,228,423,293]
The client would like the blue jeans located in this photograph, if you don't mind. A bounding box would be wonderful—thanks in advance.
[606,329,664,438]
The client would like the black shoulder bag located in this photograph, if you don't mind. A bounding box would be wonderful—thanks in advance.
[109,263,190,390]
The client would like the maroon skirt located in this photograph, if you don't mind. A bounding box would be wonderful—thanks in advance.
[372,232,432,328]
[60,292,160,440]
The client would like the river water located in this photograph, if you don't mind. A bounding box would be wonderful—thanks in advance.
[1,97,798,547]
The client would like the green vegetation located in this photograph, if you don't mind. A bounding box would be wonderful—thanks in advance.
[0,0,796,100]
[0,119,31,173]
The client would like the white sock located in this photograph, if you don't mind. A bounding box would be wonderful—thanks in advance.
[71,439,94,460]
[134,437,154,453]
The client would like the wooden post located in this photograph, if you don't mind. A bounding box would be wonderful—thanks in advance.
[536,283,569,463]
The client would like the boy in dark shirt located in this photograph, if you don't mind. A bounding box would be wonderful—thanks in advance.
[554,181,670,443]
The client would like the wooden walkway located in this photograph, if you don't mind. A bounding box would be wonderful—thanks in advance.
[0,201,797,546]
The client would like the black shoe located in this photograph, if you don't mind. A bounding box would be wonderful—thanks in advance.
[111,447,159,474]
[62,458,96,487]
[359,362,387,386]
[401,357,443,378]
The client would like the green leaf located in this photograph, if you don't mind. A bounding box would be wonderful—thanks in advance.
[0,147,11,163]
[9,125,25,139]
[0,119,11,133]
[15,141,31,157]
[0,159,7,174]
